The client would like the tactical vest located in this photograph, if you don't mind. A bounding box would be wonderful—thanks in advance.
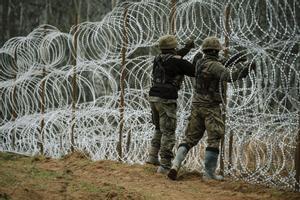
[195,58,223,98]
[152,54,184,91]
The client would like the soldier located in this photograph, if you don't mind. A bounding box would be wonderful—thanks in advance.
[146,34,195,174]
[168,36,256,180]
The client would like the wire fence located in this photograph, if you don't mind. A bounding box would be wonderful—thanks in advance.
[0,0,299,191]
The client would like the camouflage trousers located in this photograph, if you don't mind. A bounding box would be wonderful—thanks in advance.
[180,104,225,150]
[149,101,177,169]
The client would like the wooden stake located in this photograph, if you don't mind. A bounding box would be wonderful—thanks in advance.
[117,4,128,160]
[220,3,231,176]
[295,127,300,191]
[11,50,18,150]
[39,27,47,155]
[39,66,46,155]
[70,12,80,153]
[170,0,176,34]
[294,43,300,191]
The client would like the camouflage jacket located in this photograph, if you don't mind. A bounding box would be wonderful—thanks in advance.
[192,54,249,107]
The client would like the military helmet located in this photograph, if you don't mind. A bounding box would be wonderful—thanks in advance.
[202,36,223,51]
[158,35,178,50]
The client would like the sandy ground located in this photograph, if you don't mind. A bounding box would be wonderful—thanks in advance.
[0,152,299,200]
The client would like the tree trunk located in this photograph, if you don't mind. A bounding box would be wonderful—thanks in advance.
[1,0,9,44]
[86,0,90,21]
[18,1,24,35]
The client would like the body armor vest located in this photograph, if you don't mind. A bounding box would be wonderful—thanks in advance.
[152,54,184,90]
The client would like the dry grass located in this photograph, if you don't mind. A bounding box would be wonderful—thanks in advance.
[0,152,299,200]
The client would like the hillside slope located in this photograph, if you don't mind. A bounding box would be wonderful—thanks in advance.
[0,152,299,200]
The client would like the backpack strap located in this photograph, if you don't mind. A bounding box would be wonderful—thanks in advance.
[152,54,174,85]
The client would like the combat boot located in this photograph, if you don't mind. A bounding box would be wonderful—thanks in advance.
[203,149,224,181]
[167,146,188,180]
[146,146,160,165]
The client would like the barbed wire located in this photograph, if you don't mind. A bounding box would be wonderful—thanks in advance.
[0,0,299,191]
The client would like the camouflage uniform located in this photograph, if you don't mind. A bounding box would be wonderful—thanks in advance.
[168,36,255,180]
[182,104,224,150]
[149,97,177,168]
[147,35,195,170]
[181,54,249,150]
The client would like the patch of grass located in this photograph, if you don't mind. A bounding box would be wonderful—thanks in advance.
[0,171,17,187]
[268,189,284,197]
[30,155,49,163]
[75,159,91,168]
[36,169,60,179]
[70,181,128,195]
[78,182,105,193]
[0,192,11,200]
[0,152,25,161]
[108,161,123,170]
[29,167,61,180]
[142,192,160,200]
[69,181,107,194]
[143,165,156,174]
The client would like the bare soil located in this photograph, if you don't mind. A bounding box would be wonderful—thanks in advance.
[0,152,299,200]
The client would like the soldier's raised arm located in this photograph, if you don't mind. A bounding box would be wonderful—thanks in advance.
[176,40,195,57]
[175,57,195,77]
[208,61,255,82]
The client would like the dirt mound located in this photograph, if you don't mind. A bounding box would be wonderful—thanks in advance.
[0,152,299,200]
[61,151,89,161]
